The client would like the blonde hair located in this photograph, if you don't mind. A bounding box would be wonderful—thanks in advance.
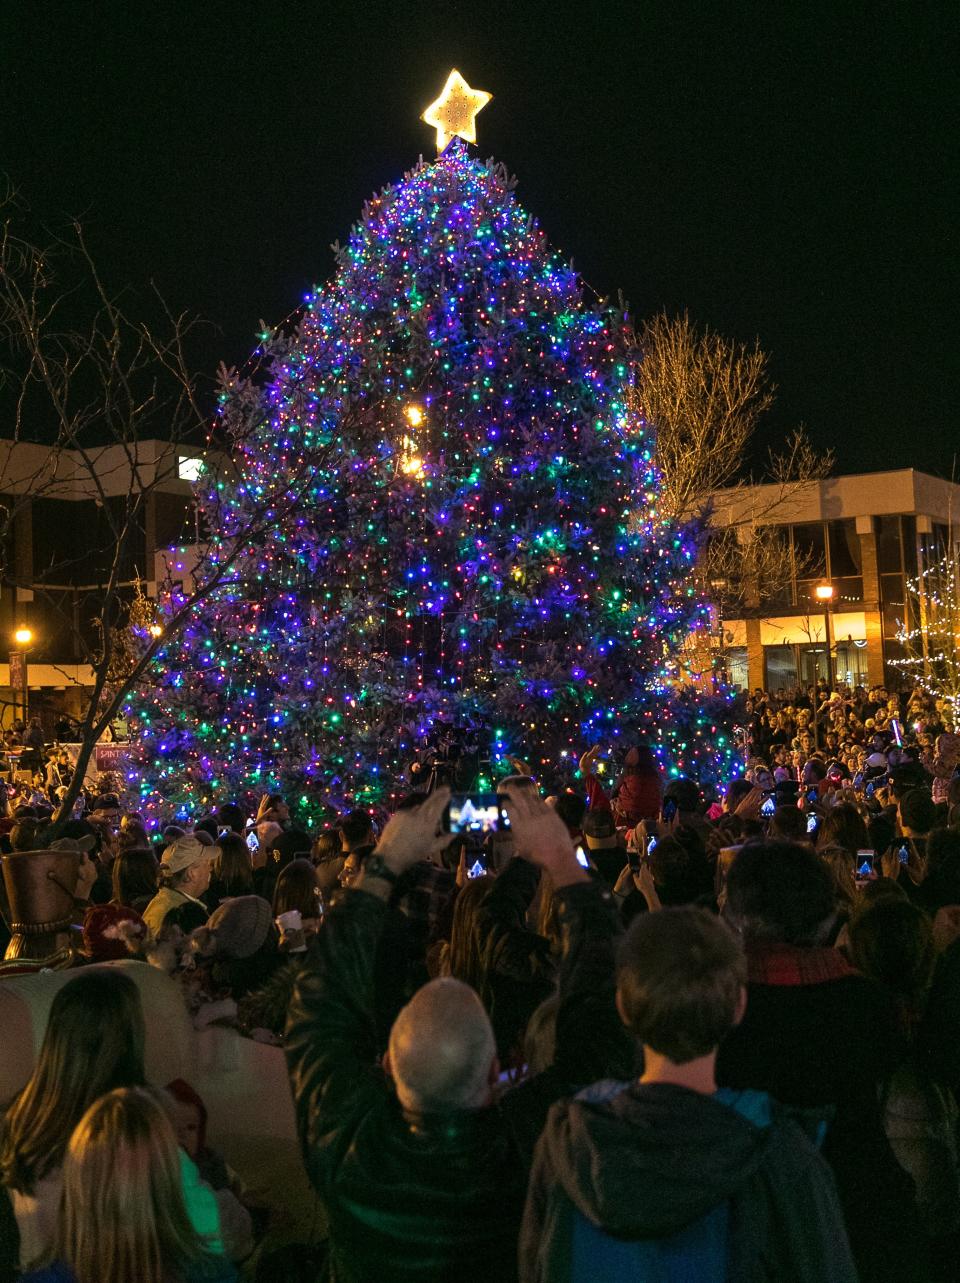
[56,1086,211,1283]
[535,870,563,956]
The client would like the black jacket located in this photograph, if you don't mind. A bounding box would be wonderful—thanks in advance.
[520,1081,857,1282]
[470,857,555,1058]
[717,970,925,1281]
[285,876,632,1283]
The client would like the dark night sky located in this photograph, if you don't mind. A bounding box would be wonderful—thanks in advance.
[1,0,957,476]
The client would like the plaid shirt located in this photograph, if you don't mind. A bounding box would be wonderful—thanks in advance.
[747,940,856,987]
[392,861,457,953]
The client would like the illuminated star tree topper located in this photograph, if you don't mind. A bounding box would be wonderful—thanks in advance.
[421,69,492,152]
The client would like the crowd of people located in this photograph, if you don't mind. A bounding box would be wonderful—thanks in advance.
[0,679,959,1279]
[743,680,959,802]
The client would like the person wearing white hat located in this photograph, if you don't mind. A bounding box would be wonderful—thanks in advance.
[142,835,218,937]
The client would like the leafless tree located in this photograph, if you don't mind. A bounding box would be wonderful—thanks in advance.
[893,542,960,719]
[632,310,833,613]
[0,188,328,826]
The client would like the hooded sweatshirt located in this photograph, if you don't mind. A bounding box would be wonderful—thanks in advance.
[520,1080,857,1283]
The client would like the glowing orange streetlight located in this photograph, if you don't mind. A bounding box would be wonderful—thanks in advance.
[11,627,33,725]
[812,583,835,691]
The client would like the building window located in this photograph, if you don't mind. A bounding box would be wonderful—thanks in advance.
[827,519,863,603]
[798,646,830,687]
[178,456,205,482]
[764,645,798,693]
[833,641,869,687]
[725,647,748,691]
[792,522,827,605]
[757,527,793,608]
[876,515,903,575]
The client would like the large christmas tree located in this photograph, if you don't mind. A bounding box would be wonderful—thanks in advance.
[132,76,731,822]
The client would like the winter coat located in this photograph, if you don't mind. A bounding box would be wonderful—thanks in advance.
[717,944,927,1282]
[469,857,556,1058]
[284,878,632,1283]
[142,886,209,936]
[520,1081,857,1282]
[611,768,661,826]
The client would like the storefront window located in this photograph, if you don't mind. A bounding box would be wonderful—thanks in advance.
[725,647,748,691]
[764,645,797,693]
[833,642,869,687]
[799,646,829,687]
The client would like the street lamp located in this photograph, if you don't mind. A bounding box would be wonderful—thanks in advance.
[11,627,33,727]
[813,583,835,690]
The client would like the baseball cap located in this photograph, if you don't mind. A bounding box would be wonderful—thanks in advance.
[161,834,218,874]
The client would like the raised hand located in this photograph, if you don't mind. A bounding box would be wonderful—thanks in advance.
[375,787,452,875]
[500,780,588,888]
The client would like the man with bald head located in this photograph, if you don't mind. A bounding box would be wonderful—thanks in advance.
[387,977,497,1112]
[285,783,630,1283]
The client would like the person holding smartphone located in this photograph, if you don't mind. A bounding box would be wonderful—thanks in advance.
[659,778,711,846]
[578,744,661,830]
[284,785,632,1283]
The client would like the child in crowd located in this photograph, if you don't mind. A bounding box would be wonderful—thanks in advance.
[166,1079,262,1264]
[19,1086,235,1283]
[521,906,857,1281]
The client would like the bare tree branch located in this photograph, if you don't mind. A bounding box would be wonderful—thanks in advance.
[0,189,342,828]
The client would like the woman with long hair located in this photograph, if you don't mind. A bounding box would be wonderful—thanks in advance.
[442,874,494,990]
[817,803,870,863]
[204,834,254,911]
[117,821,151,853]
[611,742,662,827]
[847,899,959,1252]
[20,1086,235,1283]
[0,971,146,1270]
[111,847,159,913]
[272,859,322,934]
[446,861,555,1063]
[311,829,344,906]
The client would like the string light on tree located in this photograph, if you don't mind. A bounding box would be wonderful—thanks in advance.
[891,549,960,722]
[129,79,734,823]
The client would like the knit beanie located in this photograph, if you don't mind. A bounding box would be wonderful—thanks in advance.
[207,896,272,959]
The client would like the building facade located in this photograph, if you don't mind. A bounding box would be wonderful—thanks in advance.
[706,468,960,694]
[0,440,202,730]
